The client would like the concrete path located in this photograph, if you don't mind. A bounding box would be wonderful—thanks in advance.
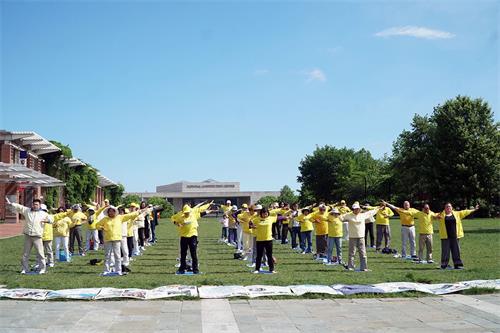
[1,294,499,332]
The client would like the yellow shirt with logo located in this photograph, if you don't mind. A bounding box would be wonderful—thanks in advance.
[53,217,73,237]
[176,212,199,238]
[310,211,329,235]
[237,211,255,235]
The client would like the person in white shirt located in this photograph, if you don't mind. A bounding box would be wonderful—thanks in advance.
[340,202,380,271]
[5,197,51,274]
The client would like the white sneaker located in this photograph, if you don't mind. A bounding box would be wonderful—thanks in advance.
[20,270,26,275]
[252,270,259,274]
[38,269,46,274]
[48,263,55,268]
[246,263,256,268]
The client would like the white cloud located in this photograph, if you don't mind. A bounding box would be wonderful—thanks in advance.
[253,69,270,76]
[303,68,327,83]
[375,26,455,39]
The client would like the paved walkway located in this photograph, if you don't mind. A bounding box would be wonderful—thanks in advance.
[1,294,499,332]
[0,222,22,239]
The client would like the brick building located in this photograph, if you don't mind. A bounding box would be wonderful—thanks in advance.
[0,130,116,223]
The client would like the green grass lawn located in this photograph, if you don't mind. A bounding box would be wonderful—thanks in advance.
[0,217,499,291]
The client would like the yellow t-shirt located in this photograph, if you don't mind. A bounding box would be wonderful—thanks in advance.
[327,216,343,237]
[237,211,255,235]
[176,213,199,238]
[53,217,72,237]
[373,207,394,225]
[70,211,87,226]
[396,208,420,226]
[413,211,435,234]
[310,211,329,235]
[297,213,313,232]
[96,212,139,241]
[252,216,276,241]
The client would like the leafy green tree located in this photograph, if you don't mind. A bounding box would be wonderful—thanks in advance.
[146,197,174,218]
[122,194,141,207]
[257,195,279,208]
[104,184,125,206]
[278,185,298,204]
[391,96,500,215]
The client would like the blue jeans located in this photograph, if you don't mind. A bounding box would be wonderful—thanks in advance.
[228,228,238,244]
[291,226,301,248]
[327,237,342,262]
[300,231,312,253]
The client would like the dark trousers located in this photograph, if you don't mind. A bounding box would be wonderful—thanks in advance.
[281,224,289,244]
[127,236,134,258]
[291,226,301,248]
[376,225,391,249]
[441,238,463,268]
[98,230,104,245]
[221,227,228,239]
[228,228,237,244]
[365,222,374,247]
[316,234,328,256]
[150,221,156,242]
[138,227,145,247]
[144,220,150,240]
[272,221,282,240]
[179,236,198,273]
[256,240,274,272]
[69,225,84,254]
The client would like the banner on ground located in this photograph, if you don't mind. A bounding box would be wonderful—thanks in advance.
[0,280,498,300]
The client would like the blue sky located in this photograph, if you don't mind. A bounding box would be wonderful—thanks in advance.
[1,1,498,193]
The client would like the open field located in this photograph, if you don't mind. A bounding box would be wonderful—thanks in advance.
[0,218,499,291]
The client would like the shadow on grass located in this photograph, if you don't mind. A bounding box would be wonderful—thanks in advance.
[463,228,500,234]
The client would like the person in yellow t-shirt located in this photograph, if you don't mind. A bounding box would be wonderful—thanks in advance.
[297,208,314,254]
[237,204,256,260]
[409,204,438,263]
[40,204,55,268]
[337,200,352,241]
[250,207,277,273]
[435,202,479,270]
[384,201,419,259]
[289,203,302,250]
[310,204,329,259]
[52,207,73,262]
[172,205,202,274]
[95,205,146,275]
[326,208,343,265]
[84,206,99,251]
[68,204,87,256]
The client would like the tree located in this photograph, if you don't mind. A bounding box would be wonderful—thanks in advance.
[391,96,500,216]
[122,194,141,207]
[146,197,174,218]
[104,184,125,206]
[297,145,388,204]
[278,185,298,204]
[257,195,279,208]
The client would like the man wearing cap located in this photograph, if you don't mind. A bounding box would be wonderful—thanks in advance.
[5,197,51,274]
[96,205,149,275]
[340,202,380,271]
[337,200,352,241]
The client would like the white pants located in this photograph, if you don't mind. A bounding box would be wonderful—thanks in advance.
[121,237,129,266]
[21,235,45,272]
[343,222,349,241]
[43,240,54,265]
[401,225,416,257]
[86,230,99,251]
[55,236,69,260]
[236,224,243,251]
[242,232,253,257]
[133,227,140,254]
[105,241,122,274]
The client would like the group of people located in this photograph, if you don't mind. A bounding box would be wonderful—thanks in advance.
[208,199,480,272]
[6,197,160,276]
[7,195,480,276]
